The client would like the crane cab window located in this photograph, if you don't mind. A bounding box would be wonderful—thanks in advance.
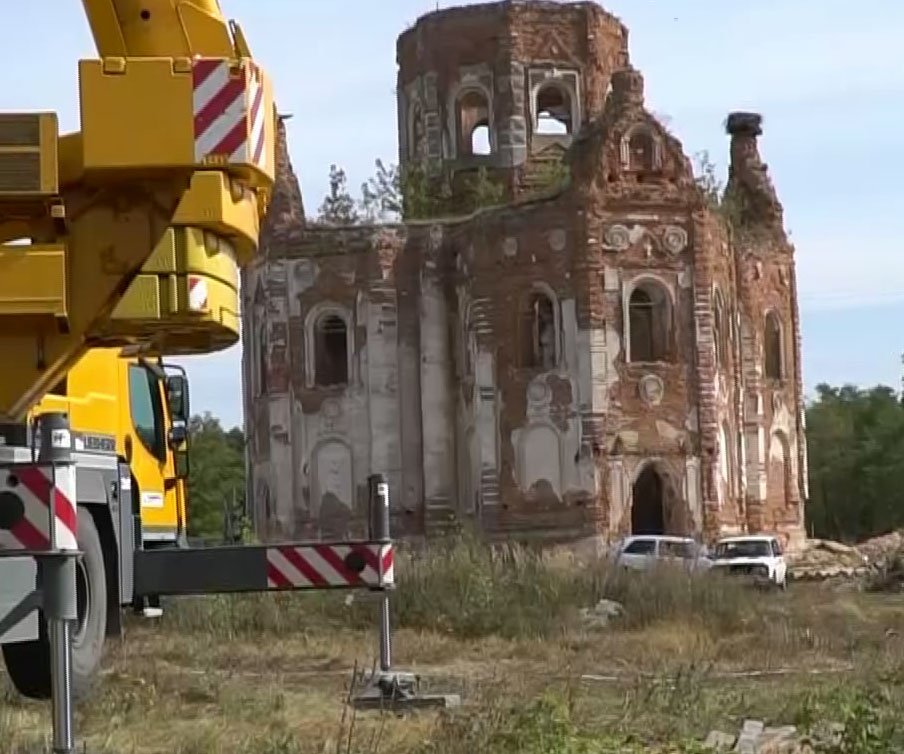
[128,365,166,463]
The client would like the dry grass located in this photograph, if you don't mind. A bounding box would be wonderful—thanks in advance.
[3,537,904,752]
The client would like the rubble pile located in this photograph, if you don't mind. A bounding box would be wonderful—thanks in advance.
[787,539,869,581]
[704,718,843,753]
[855,529,904,567]
[787,530,904,586]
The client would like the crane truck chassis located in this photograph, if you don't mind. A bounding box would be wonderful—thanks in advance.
[0,383,399,751]
[0,375,396,679]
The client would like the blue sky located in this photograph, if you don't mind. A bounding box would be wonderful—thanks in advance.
[8,1,904,428]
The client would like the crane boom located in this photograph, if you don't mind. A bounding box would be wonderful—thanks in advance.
[81,0,235,58]
[0,0,275,421]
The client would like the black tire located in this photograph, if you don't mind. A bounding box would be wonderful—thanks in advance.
[2,507,108,701]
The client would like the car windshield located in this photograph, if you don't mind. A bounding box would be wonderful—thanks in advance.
[713,540,772,559]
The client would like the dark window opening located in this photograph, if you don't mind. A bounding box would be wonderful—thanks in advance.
[315,315,349,387]
[410,103,426,159]
[632,466,665,535]
[458,90,492,156]
[535,84,573,135]
[764,312,783,379]
[628,129,655,172]
[629,284,670,362]
[714,292,726,367]
[257,324,268,397]
[128,364,166,463]
[521,293,556,369]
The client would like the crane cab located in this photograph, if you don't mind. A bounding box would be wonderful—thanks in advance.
[30,349,190,547]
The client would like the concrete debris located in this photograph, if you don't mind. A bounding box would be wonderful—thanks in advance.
[704,718,841,752]
[788,532,904,582]
[856,530,904,566]
[736,719,765,753]
[579,599,624,630]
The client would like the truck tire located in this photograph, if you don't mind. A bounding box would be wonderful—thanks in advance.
[2,508,108,701]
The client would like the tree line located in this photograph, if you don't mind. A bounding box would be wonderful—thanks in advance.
[184,382,904,545]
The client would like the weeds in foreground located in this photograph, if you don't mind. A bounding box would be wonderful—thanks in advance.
[163,534,753,641]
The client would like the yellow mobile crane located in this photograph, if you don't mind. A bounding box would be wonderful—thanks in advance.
[0,1,395,723]
[25,197,250,551]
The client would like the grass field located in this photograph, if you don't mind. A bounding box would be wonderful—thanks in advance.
[3,538,904,753]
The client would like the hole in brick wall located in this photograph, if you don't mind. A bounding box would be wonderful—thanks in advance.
[471,124,491,155]
[409,102,426,159]
[535,83,572,135]
[458,89,492,156]
[628,129,656,171]
[255,321,269,396]
[714,290,726,366]
[628,283,671,362]
[764,311,783,379]
[314,314,349,387]
[521,292,557,369]
[632,466,665,535]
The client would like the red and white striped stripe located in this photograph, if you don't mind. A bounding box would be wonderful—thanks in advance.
[0,464,78,552]
[192,58,268,170]
[188,276,209,312]
[266,543,394,590]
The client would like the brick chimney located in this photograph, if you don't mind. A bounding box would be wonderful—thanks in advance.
[725,111,783,228]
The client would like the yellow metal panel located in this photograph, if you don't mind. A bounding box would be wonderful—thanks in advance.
[79,58,195,171]
[32,348,121,450]
[173,171,260,262]
[139,227,178,272]
[112,275,162,319]
[0,113,58,196]
[177,1,235,57]
[83,0,233,59]
[180,228,239,290]
[79,0,127,58]
[0,244,67,316]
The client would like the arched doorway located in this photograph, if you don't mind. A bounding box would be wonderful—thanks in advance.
[632,465,665,535]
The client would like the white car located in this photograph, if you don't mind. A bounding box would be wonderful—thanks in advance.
[707,535,788,589]
[614,535,709,573]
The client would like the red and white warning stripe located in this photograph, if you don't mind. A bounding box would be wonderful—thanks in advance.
[188,276,209,312]
[0,464,78,552]
[266,543,394,590]
[192,58,268,170]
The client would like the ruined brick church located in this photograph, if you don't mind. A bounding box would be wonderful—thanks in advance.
[242,1,808,549]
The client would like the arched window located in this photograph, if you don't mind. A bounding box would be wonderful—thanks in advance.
[626,127,656,172]
[521,291,557,369]
[764,311,783,380]
[713,290,726,367]
[719,421,734,494]
[535,83,573,135]
[314,314,349,387]
[457,89,492,156]
[255,320,268,397]
[409,101,426,159]
[461,305,475,378]
[628,281,671,362]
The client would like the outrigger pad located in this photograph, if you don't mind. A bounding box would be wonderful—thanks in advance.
[351,670,461,712]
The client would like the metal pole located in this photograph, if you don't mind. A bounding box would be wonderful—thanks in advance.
[42,555,76,753]
[37,412,77,754]
[368,474,391,673]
